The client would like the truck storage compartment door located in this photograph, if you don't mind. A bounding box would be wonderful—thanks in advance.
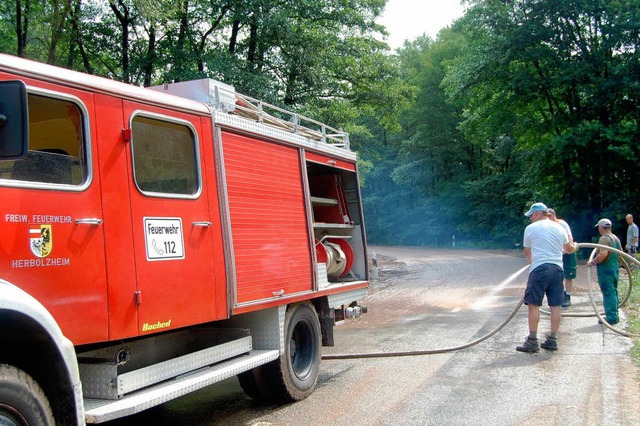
[305,153,368,284]
[220,131,313,305]
[123,101,224,333]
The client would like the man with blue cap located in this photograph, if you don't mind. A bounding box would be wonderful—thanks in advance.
[517,202,578,353]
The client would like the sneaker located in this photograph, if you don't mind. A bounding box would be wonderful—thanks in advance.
[540,335,558,351]
[598,318,619,325]
[561,292,571,308]
[516,338,539,353]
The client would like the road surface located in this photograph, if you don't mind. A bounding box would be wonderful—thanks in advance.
[106,246,640,425]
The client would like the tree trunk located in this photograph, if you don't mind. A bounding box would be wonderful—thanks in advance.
[15,0,29,57]
[247,21,258,67]
[109,0,132,83]
[284,64,298,105]
[68,0,93,73]
[47,0,72,64]
[229,20,239,53]
[143,25,156,87]
[172,0,190,81]
[196,5,230,71]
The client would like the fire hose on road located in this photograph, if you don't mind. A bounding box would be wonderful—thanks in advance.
[579,243,638,338]
[322,242,639,360]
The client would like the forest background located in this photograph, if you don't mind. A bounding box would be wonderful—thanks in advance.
[2,0,640,251]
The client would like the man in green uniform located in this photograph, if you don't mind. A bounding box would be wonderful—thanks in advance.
[587,218,621,325]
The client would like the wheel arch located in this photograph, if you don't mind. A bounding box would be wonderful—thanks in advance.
[0,279,84,426]
[235,302,322,402]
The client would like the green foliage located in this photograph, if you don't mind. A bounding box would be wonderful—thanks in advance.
[627,268,640,370]
[7,0,640,252]
[427,0,640,247]
[0,3,14,55]
[359,0,640,248]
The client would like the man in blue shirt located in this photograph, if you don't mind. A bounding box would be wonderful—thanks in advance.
[625,214,638,255]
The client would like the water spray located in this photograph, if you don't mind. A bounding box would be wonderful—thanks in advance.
[322,242,638,360]
[322,265,528,360]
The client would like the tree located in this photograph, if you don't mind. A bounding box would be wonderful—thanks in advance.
[447,0,640,242]
[359,30,478,246]
[0,0,59,60]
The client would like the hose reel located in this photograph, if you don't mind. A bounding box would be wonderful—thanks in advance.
[316,237,354,280]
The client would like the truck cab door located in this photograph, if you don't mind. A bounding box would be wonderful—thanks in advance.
[0,82,108,345]
[122,102,223,333]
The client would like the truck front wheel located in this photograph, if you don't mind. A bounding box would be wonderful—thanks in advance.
[0,364,54,426]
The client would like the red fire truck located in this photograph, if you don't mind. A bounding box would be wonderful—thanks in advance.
[0,53,368,425]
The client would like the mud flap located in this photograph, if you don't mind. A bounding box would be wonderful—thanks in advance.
[320,310,335,347]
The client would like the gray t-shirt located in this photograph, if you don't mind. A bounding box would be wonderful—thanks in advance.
[627,223,639,249]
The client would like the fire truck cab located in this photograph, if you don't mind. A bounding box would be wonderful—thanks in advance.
[0,54,368,425]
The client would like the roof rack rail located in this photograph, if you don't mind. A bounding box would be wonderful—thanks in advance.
[231,92,350,150]
[152,78,349,151]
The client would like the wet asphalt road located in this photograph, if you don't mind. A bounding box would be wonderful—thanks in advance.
[105,246,640,425]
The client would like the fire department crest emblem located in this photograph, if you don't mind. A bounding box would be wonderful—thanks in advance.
[29,224,52,258]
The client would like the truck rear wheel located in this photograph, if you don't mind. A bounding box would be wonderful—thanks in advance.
[238,303,321,402]
[275,303,321,401]
[0,364,54,426]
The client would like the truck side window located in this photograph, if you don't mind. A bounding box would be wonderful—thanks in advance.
[130,115,199,196]
[0,94,87,185]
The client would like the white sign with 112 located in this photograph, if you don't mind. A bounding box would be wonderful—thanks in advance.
[144,217,185,261]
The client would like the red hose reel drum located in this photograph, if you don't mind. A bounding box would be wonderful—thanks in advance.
[315,238,354,279]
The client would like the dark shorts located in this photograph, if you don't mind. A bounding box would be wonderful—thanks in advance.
[562,252,578,280]
[524,264,564,307]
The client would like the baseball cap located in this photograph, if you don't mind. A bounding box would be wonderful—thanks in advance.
[595,218,612,228]
[524,202,548,217]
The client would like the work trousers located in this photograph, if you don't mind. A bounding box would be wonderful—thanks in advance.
[597,269,619,323]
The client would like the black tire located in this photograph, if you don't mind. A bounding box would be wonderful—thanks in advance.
[237,303,321,403]
[237,365,271,400]
[0,364,54,426]
[275,303,321,401]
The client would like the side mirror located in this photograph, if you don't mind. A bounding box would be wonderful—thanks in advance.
[0,80,29,160]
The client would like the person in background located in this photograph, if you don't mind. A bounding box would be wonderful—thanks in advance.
[548,208,577,307]
[517,202,578,353]
[625,214,638,255]
[587,218,621,325]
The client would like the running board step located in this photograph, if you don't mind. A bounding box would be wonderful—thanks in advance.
[79,329,252,400]
[84,349,280,424]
